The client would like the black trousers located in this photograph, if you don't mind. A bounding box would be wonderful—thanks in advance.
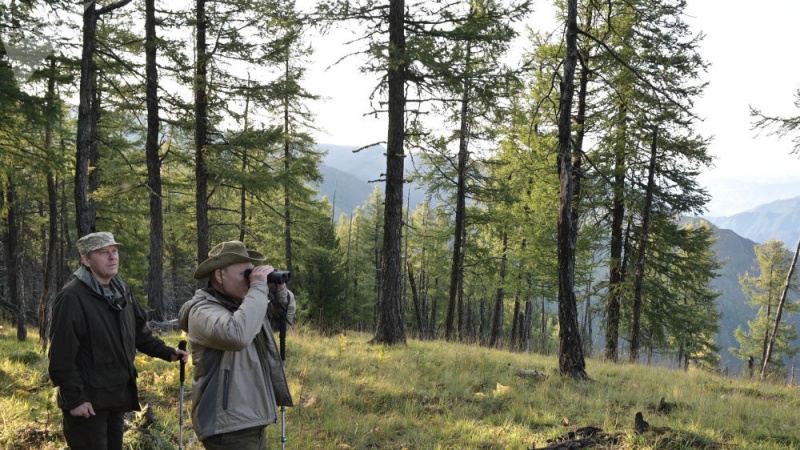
[202,426,268,450]
[62,409,125,450]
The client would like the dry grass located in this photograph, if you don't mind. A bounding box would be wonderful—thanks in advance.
[2,323,800,449]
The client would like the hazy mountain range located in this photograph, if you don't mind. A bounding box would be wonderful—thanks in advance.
[315,143,799,373]
[317,144,427,219]
[702,197,800,247]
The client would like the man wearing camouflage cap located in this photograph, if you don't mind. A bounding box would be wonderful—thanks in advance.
[48,231,188,450]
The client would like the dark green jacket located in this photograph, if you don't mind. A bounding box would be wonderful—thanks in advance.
[48,273,175,412]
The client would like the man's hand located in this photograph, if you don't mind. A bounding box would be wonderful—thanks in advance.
[247,265,274,283]
[70,402,96,418]
[171,347,189,363]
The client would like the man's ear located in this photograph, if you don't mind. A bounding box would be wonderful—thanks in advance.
[80,254,91,268]
[213,268,223,285]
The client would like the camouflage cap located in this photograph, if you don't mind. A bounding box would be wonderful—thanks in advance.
[77,232,122,256]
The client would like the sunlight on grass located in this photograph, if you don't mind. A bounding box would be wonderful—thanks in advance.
[3,324,800,449]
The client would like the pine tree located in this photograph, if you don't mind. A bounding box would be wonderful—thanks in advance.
[733,239,800,378]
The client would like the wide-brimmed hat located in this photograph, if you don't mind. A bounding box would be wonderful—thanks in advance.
[193,241,266,279]
[77,232,122,256]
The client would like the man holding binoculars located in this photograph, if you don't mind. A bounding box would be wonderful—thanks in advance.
[179,240,294,450]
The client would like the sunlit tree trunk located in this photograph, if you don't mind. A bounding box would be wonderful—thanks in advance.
[761,237,800,379]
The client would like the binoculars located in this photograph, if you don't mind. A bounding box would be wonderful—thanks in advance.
[244,268,291,284]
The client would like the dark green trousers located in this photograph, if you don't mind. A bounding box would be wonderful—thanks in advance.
[202,426,268,450]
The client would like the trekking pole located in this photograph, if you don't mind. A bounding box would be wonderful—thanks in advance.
[279,314,287,450]
[280,406,287,450]
[178,340,187,450]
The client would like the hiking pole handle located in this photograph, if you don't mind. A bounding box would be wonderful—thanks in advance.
[178,340,187,383]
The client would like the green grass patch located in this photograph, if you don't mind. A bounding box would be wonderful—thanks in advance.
[2,323,800,449]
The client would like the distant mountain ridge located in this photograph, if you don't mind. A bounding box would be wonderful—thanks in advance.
[703,196,800,246]
[701,176,800,217]
[316,143,429,218]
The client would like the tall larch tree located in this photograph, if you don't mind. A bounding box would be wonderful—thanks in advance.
[554,0,587,378]
[144,0,165,320]
[733,239,799,378]
[374,0,407,343]
[76,0,133,236]
[194,0,210,270]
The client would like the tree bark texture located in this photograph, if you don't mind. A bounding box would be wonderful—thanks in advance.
[145,0,165,321]
[373,0,407,345]
[75,2,96,237]
[5,179,27,341]
[630,128,658,362]
[555,0,587,378]
[195,0,210,270]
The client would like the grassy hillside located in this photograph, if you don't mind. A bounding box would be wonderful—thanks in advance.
[3,323,800,449]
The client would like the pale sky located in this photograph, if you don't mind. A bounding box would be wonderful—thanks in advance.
[302,0,800,216]
[686,0,800,180]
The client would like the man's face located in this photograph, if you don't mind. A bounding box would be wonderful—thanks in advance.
[81,245,120,283]
[215,262,254,302]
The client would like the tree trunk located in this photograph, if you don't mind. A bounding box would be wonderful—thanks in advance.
[145,0,165,320]
[573,42,591,360]
[4,178,26,341]
[88,72,100,232]
[603,115,627,363]
[555,0,587,379]
[239,89,251,244]
[522,299,533,352]
[58,180,71,288]
[445,76,471,342]
[429,277,439,339]
[760,236,800,379]
[75,0,132,236]
[39,58,59,348]
[283,57,295,277]
[372,0,407,345]
[407,260,426,338]
[75,2,96,237]
[582,289,593,357]
[630,128,658,362]
[510,297,521,351]
[541,293,547,353]
[195,0,210,271]
[490,231,507,347]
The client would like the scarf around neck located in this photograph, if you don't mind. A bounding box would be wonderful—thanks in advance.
[74,265,127,306]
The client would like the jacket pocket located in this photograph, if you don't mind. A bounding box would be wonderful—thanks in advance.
[84,367,132,410]
[86,366,129,388]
